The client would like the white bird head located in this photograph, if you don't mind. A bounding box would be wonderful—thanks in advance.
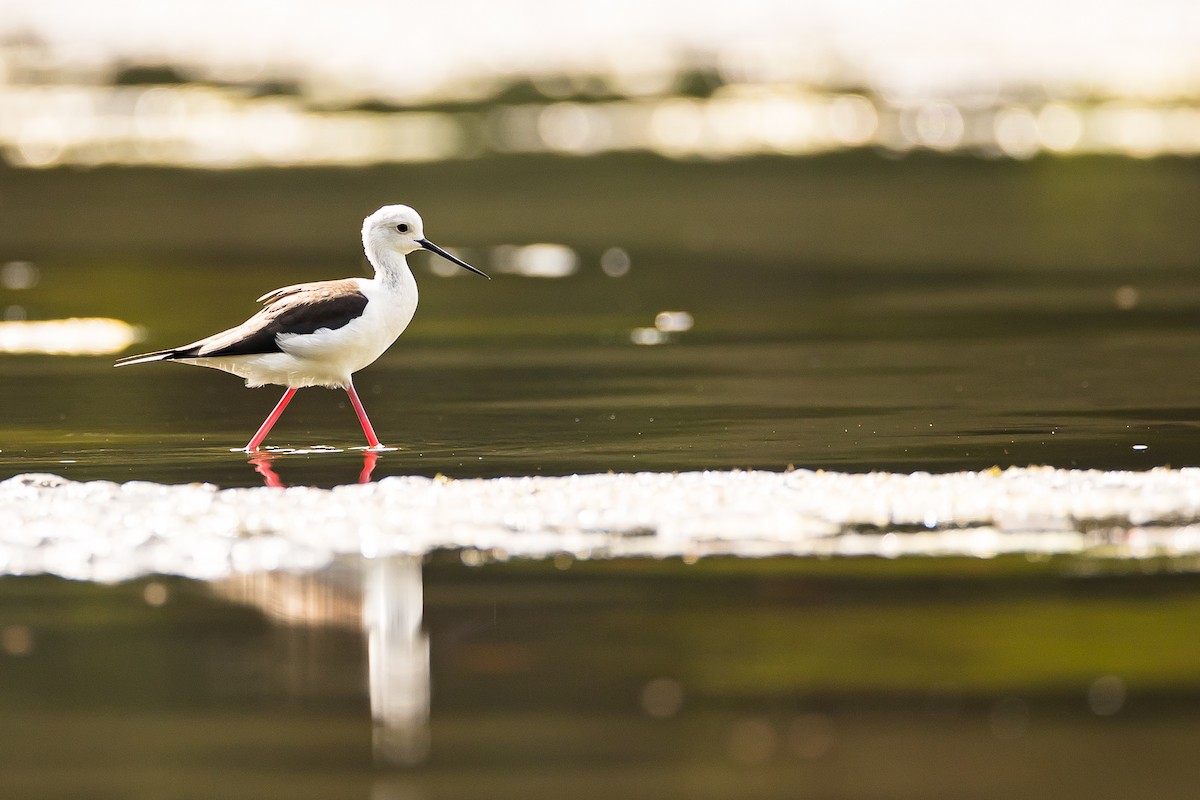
[362,204,489,278]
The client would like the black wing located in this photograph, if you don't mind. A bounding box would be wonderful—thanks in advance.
[169,279,369,359]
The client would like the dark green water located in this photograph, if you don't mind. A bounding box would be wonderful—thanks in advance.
[5,559,1200,800]
[3,261,1200,487]
[4,155,1200,486]
[4,154,1200,797]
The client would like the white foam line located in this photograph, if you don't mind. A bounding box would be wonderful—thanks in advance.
[4,466,1200,582]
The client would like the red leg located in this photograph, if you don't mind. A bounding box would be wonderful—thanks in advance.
[244,387,297,451]
[346,381,382,448]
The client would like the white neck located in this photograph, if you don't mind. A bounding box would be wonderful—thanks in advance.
[365,244,415,292]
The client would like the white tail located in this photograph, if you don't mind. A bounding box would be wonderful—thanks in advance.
[114,350,175,367]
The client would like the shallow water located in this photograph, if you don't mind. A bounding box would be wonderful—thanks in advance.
[5,558,1200,800]
[5,156,1200,485]
[7,260,1200,798]
[5,260,1200,486]
[5,155,1200,797]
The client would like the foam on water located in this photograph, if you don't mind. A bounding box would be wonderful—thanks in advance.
[6,467,1200,582]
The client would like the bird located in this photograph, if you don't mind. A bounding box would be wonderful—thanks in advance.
[115,204,489,451]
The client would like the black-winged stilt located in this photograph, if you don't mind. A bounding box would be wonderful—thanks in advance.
[115,204,489,451]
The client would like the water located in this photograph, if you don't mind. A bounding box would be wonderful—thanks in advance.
[5,259,1200,486]
[5,559,1200,800]
[5,154,1200,797]
[5,155,1200,487]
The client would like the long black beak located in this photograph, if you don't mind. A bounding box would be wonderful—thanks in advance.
[418,239,490,279]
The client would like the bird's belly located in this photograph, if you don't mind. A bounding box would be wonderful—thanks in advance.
[186,352,351,389]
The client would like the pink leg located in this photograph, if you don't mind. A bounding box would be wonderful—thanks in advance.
[346,381,382,448]
[244,387,298,451]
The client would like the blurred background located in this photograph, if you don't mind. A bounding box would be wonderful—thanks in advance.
[4,2,1200,798]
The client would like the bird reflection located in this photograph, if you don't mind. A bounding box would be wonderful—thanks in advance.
[248,452,285,487]
[248,449,380,487]
[209,556,430,766]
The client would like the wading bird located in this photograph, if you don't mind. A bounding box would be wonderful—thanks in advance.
[115,205,488,451]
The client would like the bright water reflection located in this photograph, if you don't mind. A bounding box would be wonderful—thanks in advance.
[215,558,431,766]
[8,82,1200,169]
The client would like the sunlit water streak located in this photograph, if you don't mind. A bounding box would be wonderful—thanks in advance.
[5,83,1200,168]
[0,317,142,354]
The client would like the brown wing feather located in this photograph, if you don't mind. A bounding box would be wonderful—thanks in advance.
[256,282,317,304]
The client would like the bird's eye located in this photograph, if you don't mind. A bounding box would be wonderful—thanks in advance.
[396,223,409,233]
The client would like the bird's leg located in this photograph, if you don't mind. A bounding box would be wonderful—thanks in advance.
[244,387,298,451]
[345,381,383,449]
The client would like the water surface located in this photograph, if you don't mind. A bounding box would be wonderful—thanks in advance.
[4,155,1200,798]
[4,258,1200,486]
[4,558,1200,800]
